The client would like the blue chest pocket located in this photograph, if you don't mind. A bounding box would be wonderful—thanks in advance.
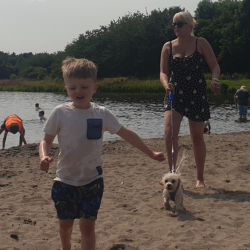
[87,119,103,140]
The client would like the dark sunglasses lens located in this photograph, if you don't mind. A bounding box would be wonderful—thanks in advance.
[171,22,184,28]
[177,22,184,28]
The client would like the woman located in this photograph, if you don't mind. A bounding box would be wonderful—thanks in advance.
[160,11,220,188]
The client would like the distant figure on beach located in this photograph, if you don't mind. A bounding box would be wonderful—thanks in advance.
[234,86,249,122]
[0,114,27,150]
[160,11,220,188]
[39,57,165,250]
[39,110,47,121]
[203,120,211,134]
[35,103,42,111]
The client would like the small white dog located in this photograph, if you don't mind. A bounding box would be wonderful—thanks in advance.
[161,154,186,216]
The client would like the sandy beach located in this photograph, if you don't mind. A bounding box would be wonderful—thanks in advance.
[0,131,250,250]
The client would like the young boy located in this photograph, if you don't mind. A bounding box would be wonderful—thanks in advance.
[0,114,27,150]
[35,103,42,111]
[38,110,47,121]
[39,57,165,250]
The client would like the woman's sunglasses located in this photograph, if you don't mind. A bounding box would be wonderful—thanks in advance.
[171,22,187,28]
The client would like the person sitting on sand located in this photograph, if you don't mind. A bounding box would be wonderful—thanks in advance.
[0,114,27,150]
[234,86,249,122]
[204,120,211,134]
[39,110,47,121]
[39,57,166,250]
[35,103,42,111]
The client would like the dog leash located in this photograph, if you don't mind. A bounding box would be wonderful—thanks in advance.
[169,91,175,173]
[164,86,175,173]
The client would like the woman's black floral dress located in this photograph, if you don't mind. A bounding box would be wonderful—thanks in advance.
[165,37,210,122]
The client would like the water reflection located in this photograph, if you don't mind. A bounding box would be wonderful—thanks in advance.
[0,92,248,149]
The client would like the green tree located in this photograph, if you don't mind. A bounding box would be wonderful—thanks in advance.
[19,66,48,80]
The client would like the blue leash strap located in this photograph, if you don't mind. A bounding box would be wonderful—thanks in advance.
[169,91,174,106]
[169,91,175,173]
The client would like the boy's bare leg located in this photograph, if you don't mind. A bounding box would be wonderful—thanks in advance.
[59,219,74,250]
[79,218,95,250]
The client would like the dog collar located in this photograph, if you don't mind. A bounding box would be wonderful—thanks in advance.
[169,191,177,201]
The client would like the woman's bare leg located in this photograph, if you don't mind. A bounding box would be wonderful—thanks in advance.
[189,120,206,188]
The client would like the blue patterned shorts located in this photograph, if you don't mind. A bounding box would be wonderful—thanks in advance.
[51,178,104,220]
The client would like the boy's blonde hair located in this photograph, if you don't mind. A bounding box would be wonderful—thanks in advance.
[240,85,246,89]
[173,12,196,36]
[62,57,97,81]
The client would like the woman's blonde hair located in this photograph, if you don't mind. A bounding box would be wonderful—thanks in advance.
[173,12,196,36]
[240,85,246,89]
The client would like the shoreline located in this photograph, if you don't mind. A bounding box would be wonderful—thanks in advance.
[1,130,250,151]
[0,131,250,249]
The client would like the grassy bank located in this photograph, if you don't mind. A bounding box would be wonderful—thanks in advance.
[0,79,65,92]
[0,78,249,93]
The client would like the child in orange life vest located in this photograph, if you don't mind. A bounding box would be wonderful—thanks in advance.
[0,114,27,150]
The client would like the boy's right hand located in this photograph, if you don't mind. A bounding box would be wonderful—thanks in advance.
[151,152,166,162]
[40,156,53,171]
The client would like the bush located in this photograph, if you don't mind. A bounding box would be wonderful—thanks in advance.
[228,86,237,93]
[10,74,18,79]
[220,83,229,93]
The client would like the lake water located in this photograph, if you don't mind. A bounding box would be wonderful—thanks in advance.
[0,91,249,149]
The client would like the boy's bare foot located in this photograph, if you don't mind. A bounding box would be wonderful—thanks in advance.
[196,180,205,188]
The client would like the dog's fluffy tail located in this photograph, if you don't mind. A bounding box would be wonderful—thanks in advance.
[175,151,188,174]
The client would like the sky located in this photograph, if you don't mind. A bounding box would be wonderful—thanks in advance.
[0,0,211,55]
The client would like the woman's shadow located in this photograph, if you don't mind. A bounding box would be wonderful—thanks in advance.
[176,188,250,222]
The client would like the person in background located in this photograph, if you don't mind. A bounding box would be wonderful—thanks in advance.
[203,120,211,134]
[39,57,166,250]
[35,103,42,111]
[39,110,47,121]
[234,86,249,122]
[0,114,27,150]
[160,11,220,188]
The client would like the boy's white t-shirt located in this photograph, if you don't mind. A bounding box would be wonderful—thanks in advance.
[43,102,122,186]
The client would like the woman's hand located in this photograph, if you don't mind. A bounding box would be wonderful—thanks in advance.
[166,83,175,96]
[210,80,221,95]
